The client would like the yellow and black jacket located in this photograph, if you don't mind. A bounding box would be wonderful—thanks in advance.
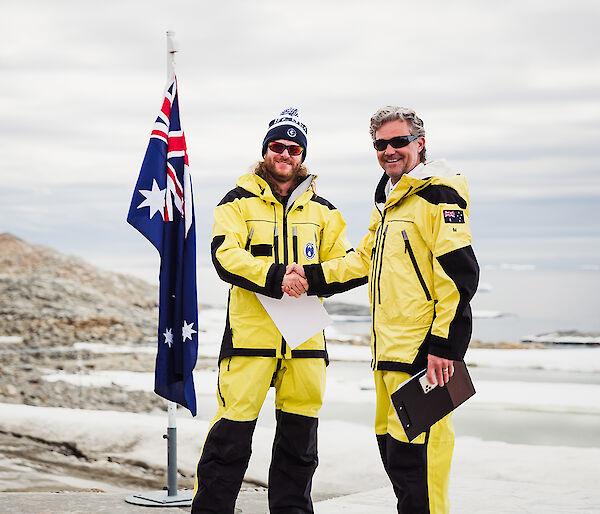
[211,172,365,363]
[304,160,479,373]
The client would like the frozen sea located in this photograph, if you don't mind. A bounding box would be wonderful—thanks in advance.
[48,319,600,450]
[106,260,600,344]
[322,265,600,343]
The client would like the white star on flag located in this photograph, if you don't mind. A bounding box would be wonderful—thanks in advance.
[182,320,197,342]
[137,179,166,220]
[163,327,174,348]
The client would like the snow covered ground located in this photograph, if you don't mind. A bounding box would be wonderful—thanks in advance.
[1,400,598,513]
[19,342,600,511]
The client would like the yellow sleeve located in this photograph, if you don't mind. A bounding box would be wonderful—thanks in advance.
[211,199,285,298]
[426,201,479,360]
[305,207,378,296]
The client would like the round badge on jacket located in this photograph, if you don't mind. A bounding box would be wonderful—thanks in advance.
[304,241,316,260]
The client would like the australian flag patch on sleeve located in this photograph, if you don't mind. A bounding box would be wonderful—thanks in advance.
[443,210,465,223]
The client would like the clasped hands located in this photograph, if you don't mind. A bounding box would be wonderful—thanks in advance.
[282,263,307,298]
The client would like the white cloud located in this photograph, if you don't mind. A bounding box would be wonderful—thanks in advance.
[1,0,599,268]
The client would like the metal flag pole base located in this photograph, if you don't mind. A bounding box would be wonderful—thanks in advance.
[124,402,193,507]
[125,489,193,507]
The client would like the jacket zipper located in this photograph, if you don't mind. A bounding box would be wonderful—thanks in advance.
[369,225,382,307]
[292,226,298,262]
[244,228,254,251]
[377,225,389,304]
[370,211,386,369]
[273,226,279,263]
[283,208,289,266]
[272,204,280,264]
[281,204,289,357]
[374,186,413,305]
[401,230,432,301]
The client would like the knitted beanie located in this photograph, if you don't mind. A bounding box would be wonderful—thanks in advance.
[261,107,308,162]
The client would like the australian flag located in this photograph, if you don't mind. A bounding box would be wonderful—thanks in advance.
[127,76,198,416]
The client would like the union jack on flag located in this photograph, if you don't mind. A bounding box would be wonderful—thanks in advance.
[127,76,198,416]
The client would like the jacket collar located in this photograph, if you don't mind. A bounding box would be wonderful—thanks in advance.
[237,173,316,210]
[374,159,464,212]
[286,174,316,212]
[374,171,430,209]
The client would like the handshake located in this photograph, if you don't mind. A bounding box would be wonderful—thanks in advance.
[282,263,307,298]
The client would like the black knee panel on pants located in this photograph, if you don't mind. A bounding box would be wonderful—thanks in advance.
[385,433,429,514]
[192,418,257,514]
[268,410,319,513]
[377,434,388,469]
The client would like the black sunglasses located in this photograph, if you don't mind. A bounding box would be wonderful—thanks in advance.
[268,141,304,156]
[373,135,420,151]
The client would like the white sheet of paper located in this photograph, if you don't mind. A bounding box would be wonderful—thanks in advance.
[255,293,332,349]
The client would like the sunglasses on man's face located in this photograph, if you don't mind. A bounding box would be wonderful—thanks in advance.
[373,135,420,152]
[268,141,304,156]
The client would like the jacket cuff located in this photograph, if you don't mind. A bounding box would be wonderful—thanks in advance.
[428,334,462,360]
[266,263,286,299]
[304,263,326,296]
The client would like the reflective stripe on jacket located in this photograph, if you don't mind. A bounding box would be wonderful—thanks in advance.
[212,172,365,362]
[305,160,479,372]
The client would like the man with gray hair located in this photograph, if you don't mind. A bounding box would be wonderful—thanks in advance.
[284,106,479,513]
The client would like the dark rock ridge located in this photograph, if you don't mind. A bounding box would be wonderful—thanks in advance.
[0,233,167,413]
[0,233,158,347]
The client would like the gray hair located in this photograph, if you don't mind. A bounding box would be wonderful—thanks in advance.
[369,106,427,163]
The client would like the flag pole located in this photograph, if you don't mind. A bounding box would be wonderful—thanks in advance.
[165,400,179,497]
[164,28,183,501]
[166,29,177,82]
[124,30,193,508]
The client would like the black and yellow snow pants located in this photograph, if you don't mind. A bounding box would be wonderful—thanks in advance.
[191,356,326,514]
[374,369,455,514]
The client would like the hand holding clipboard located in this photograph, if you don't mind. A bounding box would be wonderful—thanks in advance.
[391,361,476,441]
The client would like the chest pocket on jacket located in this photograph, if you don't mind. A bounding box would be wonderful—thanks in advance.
[250,244,273,257]
[378,220,434,319]
[401,230,432,300]
[245,221,277,261]
[291,223,321,264]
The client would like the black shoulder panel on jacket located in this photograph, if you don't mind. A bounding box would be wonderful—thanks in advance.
[217,187,258,206]
[415,185,467,209]
[310,194,337,210]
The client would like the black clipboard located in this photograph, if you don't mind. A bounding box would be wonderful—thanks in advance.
[390,361,475,442]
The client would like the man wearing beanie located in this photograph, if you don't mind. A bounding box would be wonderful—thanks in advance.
[191,108,365,513]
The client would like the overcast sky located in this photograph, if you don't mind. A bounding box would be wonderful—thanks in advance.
[2,0,599,276]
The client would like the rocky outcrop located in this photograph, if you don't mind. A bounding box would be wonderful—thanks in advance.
[0,233,158,347]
